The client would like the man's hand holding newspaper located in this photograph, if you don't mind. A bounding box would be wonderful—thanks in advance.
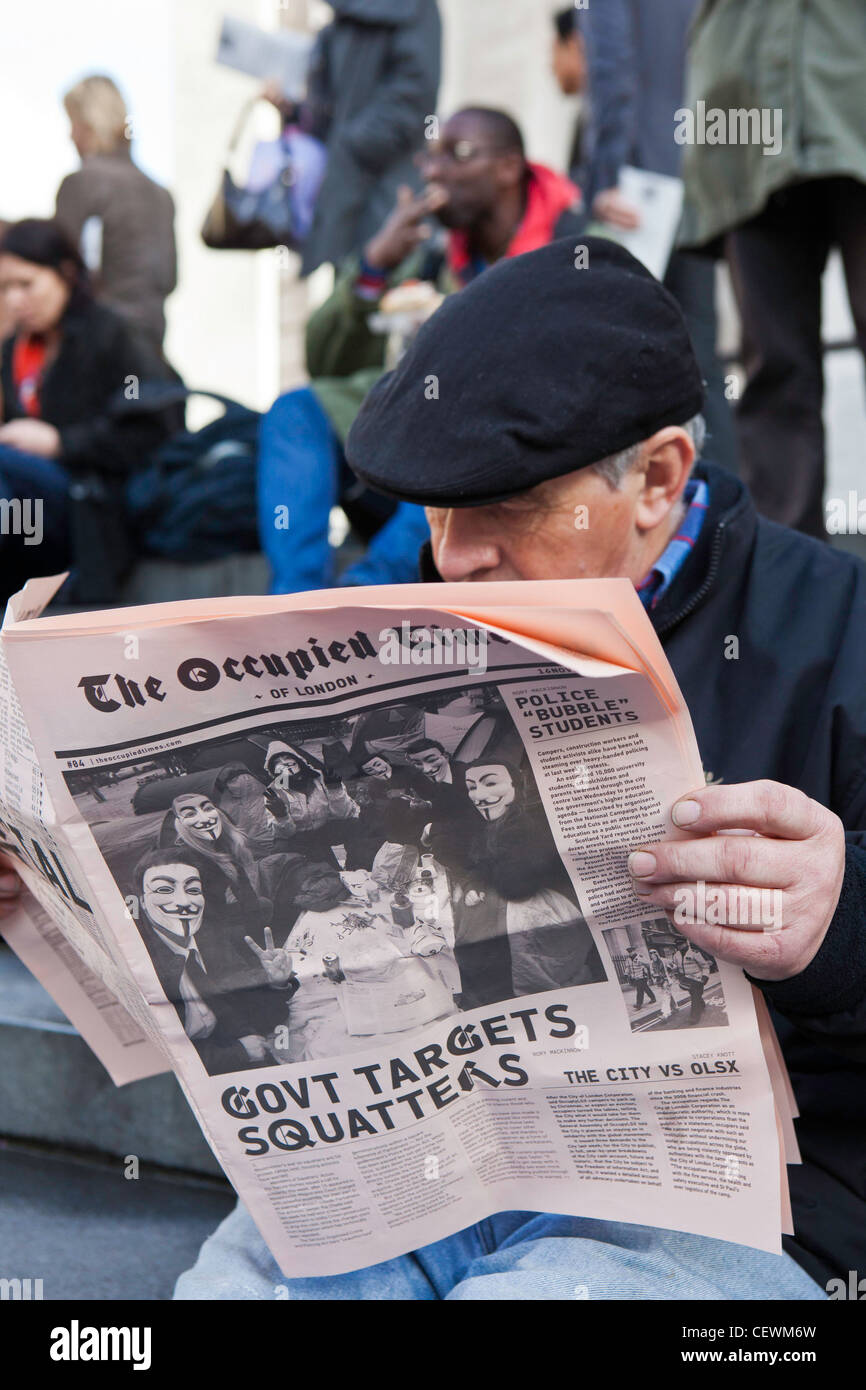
[632,782,846,979]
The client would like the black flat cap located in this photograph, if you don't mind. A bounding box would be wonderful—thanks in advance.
[346,235,705,507]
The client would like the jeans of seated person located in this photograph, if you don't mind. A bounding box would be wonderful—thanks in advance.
[174,1200,826,1301]
[0,444,72,606]
[257,387,430,593]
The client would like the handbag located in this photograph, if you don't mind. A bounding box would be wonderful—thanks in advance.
[201,98,325,251]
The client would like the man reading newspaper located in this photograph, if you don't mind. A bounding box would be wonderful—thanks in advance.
[2,238,863,1301]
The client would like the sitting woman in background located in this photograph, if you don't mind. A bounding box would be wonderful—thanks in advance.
[0,218,181,605]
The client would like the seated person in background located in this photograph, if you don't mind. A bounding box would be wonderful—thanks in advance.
[134,847,298,1074]
[56,74,177,357]
[256,106,584,595]
[405,738,475,821]
[0,218,181,606]
[264,743,359,862]
[359,753,425,807]
[429,760,605,1008]
[160,788,299,938]
[344,753,431,871]
[213,762,285,854]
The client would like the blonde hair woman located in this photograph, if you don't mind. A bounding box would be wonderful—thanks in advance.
[54,74,177,353]
[63,74,130,156]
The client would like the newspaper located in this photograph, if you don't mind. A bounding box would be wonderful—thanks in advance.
[610,166,685,281]
[216,16,314,101]
[0,575,796,1277]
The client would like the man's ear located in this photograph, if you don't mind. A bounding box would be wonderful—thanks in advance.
[633,427,695,534]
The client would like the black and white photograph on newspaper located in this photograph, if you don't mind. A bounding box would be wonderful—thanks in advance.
[64,685,608,1076]
[602,919,728,1033]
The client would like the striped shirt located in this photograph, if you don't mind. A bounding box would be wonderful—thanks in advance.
[636,478,709,610]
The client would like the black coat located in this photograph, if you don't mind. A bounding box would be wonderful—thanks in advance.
[299,0,442,274]
[144,918,296,1077]
[422,460,866,1287]
[0,298,182,601]
[430,797,606,1010]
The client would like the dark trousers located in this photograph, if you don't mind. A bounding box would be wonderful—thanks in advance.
[664,251,738,476]
[726,176,866,537]
[632,978,656,1009]
[676,974,705,1024]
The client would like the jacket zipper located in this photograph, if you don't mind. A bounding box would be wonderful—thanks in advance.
[654,518,728,639]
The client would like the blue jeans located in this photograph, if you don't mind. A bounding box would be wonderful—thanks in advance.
[256,387,430,592]
[0,444,72,605]
[174,1201,826,1301]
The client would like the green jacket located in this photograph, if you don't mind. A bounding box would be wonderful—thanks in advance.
[679,0,866,249]
[305,249,460,443]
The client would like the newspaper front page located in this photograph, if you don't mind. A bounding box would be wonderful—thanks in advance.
[0,580,789,1276]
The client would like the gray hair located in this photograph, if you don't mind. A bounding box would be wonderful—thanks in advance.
[591,413,706,488]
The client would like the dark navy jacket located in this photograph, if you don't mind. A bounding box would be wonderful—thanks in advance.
[422,461,866,1287]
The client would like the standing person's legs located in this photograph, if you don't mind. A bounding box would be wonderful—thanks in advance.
[0,444,71,607]
[677,974,705,1024]
[726,183,832,537]
[664,251,738,475]
[256,387,343,593]
[175,1202,826,1301]
[826,176,866,365]
[634,978,655,1009]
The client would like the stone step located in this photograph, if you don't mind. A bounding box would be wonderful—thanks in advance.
[0,949,221,1177]
[0,1139,233,1300]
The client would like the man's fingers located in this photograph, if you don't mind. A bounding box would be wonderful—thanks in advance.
[421,184,448,211]
[670,781,825,840]
[263,926,275,951]
[660,914,792,973]
[0,871,22,898]
[628,833,796,889]
[244,935,265,960]
[633,880,785,933]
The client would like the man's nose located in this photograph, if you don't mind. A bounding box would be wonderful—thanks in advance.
[432,509,501,582]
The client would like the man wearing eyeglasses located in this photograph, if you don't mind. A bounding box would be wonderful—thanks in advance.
[257,106,585,597]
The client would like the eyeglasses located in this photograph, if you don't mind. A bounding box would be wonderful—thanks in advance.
[415,140,503,167]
